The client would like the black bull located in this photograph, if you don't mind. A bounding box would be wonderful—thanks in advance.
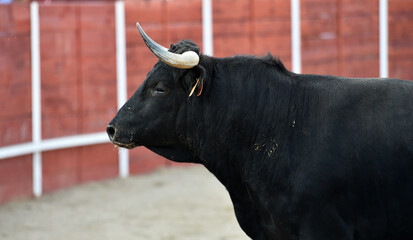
[107,27,413,240]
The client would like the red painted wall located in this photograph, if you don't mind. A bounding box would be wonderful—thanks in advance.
[0,4,33,204]
[213,0,292,68]
[1,0,412,205]
[0,4,32,147]
[389,0,413,79]
[301,0,380,76]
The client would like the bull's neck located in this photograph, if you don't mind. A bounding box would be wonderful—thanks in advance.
[181,55,296,181]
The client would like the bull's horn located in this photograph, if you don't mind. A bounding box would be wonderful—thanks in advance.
[136,23,199,69]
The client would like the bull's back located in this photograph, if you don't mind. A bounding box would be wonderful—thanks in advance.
[306,76,413,148]
[294,76,413,239]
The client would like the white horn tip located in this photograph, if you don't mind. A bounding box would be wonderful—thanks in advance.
[182,51,200,66]
[136,22,141,30]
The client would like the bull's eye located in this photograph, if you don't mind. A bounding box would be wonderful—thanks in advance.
[152,85,168,96]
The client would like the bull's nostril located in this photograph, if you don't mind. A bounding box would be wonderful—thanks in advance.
[106,125,116,140]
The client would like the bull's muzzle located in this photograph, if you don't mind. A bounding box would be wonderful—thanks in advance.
[106,124,136,149]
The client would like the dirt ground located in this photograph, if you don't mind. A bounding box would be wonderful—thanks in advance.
[0,165,250,240]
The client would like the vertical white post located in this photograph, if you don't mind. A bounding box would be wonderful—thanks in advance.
[30,1,42,197]
[291,0,301,73]
[115,0,129,178]
[202,0,213,56]
[379,0,388,78]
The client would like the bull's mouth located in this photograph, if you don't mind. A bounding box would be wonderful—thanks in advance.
[111,140,138,149]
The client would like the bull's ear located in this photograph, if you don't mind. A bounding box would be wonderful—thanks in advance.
[184,65,206,97]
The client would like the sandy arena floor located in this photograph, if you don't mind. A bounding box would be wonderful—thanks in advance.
[0,165,250,240]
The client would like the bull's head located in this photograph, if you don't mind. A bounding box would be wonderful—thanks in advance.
[107,23,205,161]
